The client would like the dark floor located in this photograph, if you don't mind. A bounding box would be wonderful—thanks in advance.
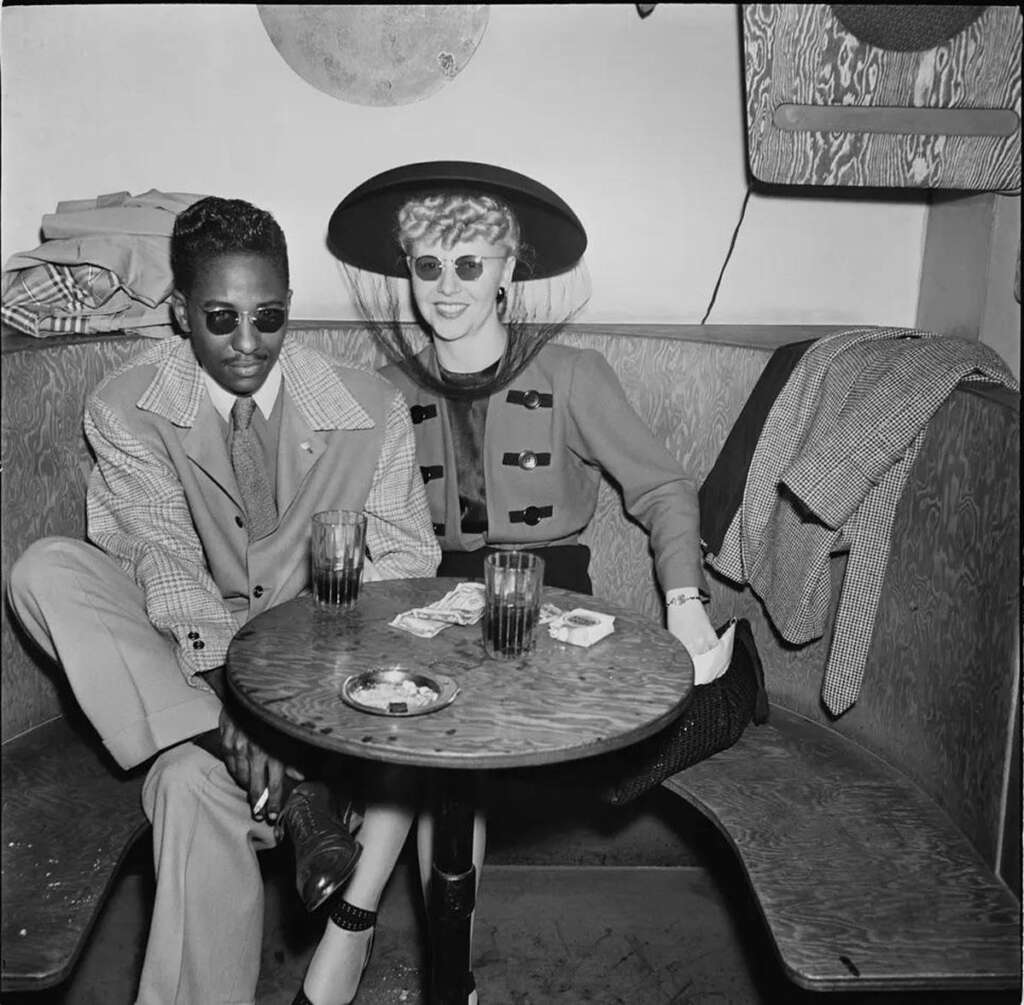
[4,780,1019,1005]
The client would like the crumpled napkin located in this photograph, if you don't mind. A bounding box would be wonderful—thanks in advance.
[690,620,735,686]
[389,582,486,638]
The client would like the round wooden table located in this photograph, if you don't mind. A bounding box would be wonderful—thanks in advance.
[226,577,693,1004]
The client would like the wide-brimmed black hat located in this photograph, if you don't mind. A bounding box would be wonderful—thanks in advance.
[328,160,587,281]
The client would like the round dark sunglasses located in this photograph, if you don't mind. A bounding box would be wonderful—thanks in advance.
[202,307,287,336]
[409,255,507,282]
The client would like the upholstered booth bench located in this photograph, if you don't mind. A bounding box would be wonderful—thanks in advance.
[2,322,1020,997]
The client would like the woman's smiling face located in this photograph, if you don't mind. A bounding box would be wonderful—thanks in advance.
[407,236,515,349]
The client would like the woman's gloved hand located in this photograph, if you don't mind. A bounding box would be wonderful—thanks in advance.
[665,590,724,685]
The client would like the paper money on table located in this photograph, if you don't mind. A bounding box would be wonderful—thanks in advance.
[389,582,486,637]
[409,582,486,625]
[388,611,452,638]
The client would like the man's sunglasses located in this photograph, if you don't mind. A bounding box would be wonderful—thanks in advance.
[409,255,507,282]
[202,307,287,336]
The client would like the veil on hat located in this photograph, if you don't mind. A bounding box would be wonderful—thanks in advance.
[328,161,591,400]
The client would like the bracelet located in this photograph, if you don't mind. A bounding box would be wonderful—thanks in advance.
[666,593,707,607]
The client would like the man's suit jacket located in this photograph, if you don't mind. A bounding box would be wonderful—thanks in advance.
[85,335,439,686]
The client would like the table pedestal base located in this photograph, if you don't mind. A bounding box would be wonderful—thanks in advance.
[429,770,476,1004]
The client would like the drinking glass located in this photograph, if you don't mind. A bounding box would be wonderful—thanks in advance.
[482,551,544,658]
[311,510,366,608]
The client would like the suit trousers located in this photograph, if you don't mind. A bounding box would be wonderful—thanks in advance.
[8,537,222,769]
[8,537,278,1003]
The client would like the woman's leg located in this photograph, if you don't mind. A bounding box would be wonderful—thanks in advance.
[599,618,768,805]
[298,766,420,1005]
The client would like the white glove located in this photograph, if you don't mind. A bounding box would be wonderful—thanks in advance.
[666,592,728,685]
[666,594,718,654]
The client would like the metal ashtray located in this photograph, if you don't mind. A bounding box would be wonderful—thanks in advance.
[340,667,460,717]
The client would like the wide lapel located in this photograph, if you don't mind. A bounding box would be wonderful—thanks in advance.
[276,393,324,518]
[183,397,238,505]
[136,339,239,506]
[275,341,375,518]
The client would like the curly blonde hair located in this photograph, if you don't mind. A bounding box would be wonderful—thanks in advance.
[397,192,521,257]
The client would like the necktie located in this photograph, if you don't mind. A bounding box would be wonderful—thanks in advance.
[230,396,277,539]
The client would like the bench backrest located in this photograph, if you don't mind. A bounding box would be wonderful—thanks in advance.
[2,323,1018,888]
[703,386,1019,885]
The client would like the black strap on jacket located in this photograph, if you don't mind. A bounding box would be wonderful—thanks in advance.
[506,389,553,409]
[501,451,551,469]
[410,404,438,424]
[509,505,553,526]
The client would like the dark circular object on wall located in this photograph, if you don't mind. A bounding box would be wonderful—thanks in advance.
[830,6,989,52]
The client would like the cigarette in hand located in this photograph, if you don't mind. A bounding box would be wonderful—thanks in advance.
[252,787,270,817]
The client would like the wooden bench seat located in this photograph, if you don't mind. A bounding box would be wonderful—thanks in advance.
[651,377,1021,997]
[663,705,1022,993]
[0,717,149,992]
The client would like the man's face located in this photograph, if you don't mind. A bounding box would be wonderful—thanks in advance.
[172,252,290,396]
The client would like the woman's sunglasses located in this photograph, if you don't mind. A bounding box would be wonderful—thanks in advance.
[409,255,507,282]
[202,307,287,336]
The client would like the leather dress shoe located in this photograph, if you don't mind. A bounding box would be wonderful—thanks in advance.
[279,781,362,912]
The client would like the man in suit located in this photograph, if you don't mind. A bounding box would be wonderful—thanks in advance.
[8,196,440,1004]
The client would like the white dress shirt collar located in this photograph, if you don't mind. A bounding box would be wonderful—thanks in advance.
[202,363,283,423]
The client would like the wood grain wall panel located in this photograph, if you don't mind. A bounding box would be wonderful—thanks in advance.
[855,386,1019,865]
[1,336,149,740]
[743,4,1022,190]
[706,386,1020,871]
[288,326,386,371]
[559,333,775,621]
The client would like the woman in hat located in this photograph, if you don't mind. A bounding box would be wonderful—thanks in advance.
[327,161,714,603]
[295,162,765,1005]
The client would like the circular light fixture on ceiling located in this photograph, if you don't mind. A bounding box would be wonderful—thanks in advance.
[257,4,490,107]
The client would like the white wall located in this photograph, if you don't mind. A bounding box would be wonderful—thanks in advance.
[1,4,927,326]
[981,195,1021,378]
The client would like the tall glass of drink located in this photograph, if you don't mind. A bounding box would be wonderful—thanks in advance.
[482,551,544,658]
[311,510,366,608]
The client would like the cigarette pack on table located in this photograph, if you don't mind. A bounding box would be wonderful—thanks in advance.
[548,609,615,647]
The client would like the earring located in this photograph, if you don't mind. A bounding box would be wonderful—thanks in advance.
[496,286,507,307]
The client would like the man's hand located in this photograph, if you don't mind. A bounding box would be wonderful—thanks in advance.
[216,705,304,823]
